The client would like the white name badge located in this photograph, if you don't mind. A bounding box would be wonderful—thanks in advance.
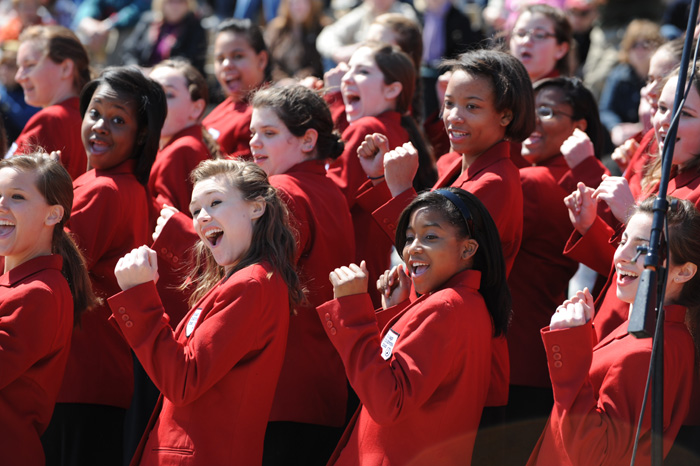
[207,127,221,140]
[380,329,400,361]
[186,308,203,337]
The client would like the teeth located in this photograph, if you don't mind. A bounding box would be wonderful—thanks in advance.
[205,228,222,238]
[0,220,15,226]
[618,269,639,278]
[451,130,467,137]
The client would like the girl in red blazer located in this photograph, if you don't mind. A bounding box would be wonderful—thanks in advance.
[149,58,218,221]
[249,85,355,465]
[0,154,97,466]
[9,25,90,179]
[529,196,700,465]
[108,159,304,466]
[41,67,167,466]
[354,50,535,418]
[319,188,511,465]
[327,42,434,306]
[564,67,700,343]
[504,77,608,464]
[203,18,270,159]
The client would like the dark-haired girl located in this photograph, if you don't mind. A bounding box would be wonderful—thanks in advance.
[9,25,91,179]
[249,85,355,465]
[528,197,700,465]
[357,49,535,410]
[319,188,511,465]
[203,18,269,159]
[505,76,608,464]
[0,154,97,466]
[109,159,302,465]
[42,66,167,466]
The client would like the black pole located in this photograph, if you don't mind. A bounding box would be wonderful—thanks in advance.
[627,3,699,465]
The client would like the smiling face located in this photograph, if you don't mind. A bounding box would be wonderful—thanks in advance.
[15,40,69,108]
[442,69,511,161]
[250,107,309,176]
[81,83,140,171]
[341,46,399,123]
[213,31,267,103]
[614,212,652,304]
[190,176,263,274]
[653,77,700,170]
[402,206,473,295]
[150,66,202,145]
[642,48,677,117]
[509,11,568,82]
[0,167,58,272]
[522,86,584,164]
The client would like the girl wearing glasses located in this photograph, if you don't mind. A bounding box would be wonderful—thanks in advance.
[509,4,573,83]
[319,188,511,465]
[505,76,607,464]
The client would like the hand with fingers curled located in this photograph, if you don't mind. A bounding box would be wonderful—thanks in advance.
[384,142,419,198]
[329,261,369,299]
[376,264,411,309]
[357,133,390,182]
[561,128,595,169]
[152,204,179,242]
[611,137,639,172]
[592,174,636,224]
[550,287,595,330]
[323,62,349,92]
[298,75,324,91]
[564,182,597,235]
[115,245,160,291]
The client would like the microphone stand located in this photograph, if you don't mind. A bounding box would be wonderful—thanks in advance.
[627,3,699,465]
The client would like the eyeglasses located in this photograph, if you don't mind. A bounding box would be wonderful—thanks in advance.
[512,28,557,42]
[536,106,574,120]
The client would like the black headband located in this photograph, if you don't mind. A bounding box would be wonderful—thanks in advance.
[434,189,473,236]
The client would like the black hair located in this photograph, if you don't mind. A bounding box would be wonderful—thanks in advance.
[79,66,167,186]
[395,187,511,336]
[443,49,536,143]
[533,76,605,157]
[252,85,344,160]
[217,18,272,83]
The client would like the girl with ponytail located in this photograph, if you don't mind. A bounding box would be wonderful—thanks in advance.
[0,153,96,466]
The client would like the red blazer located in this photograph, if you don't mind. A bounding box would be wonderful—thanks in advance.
[267,160,356,427]
[202,96,253,159]
[357,140,522,406]
[528,305,695,466]
[58,159,150,408]
[8,97,87,180]
[507,155,580,388]
[0,255,73,466]
[107,262,289,466]
[328,110,410,306]
[318,269,492,466]
[625,128,656,201]
[149,124,210,218]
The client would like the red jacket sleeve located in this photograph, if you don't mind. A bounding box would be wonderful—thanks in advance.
[108,276,285,407]
[563,216,618,276]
